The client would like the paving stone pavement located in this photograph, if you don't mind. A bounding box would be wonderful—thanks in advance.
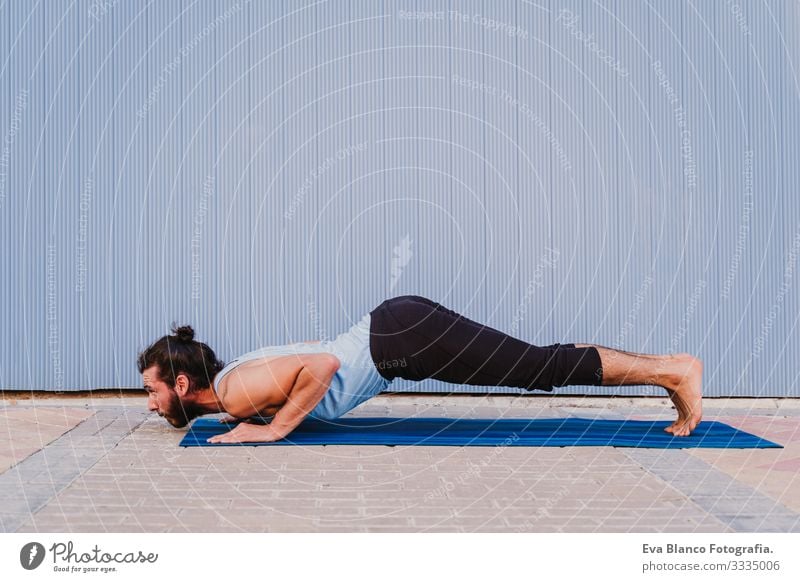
[1,395,798,533]
[0,407,94,472]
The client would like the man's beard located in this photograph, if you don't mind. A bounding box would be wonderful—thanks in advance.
[161,390,203,428]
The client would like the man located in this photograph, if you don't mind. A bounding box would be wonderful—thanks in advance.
[138,295,703,443]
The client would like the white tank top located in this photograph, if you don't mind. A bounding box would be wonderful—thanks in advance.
[212,313,390,421]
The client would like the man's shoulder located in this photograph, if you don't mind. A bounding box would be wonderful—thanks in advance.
[214,354,336,417]
[216,353,339,393]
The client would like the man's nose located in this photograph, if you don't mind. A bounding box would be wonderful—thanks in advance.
[147,397,157,411]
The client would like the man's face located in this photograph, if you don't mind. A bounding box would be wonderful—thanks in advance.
[142,366,191,428]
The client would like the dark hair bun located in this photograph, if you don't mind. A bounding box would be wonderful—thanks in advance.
[171,324,195,342]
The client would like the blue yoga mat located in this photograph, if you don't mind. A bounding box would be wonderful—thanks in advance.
[180,417,782,448]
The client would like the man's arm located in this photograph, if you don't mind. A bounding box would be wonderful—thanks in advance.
[268,353,339,437]
[208,353,340,444]
[216,355,306,417]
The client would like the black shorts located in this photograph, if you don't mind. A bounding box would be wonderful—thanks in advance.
[368,295,603,392]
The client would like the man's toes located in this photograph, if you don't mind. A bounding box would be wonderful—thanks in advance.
[667,421,692,436]
[664,412,685,432]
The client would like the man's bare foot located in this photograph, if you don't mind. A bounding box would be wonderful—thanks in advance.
[664,386,688,431]
[662,354,703,436]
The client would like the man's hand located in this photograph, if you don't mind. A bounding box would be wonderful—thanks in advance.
[206,421,288,444]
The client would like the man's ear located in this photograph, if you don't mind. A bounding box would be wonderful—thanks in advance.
[174,373,191,397]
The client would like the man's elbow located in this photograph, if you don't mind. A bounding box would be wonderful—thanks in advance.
[323,353,341,373]
[300,352,340,377]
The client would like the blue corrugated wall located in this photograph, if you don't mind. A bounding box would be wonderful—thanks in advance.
[1,1,797,396]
